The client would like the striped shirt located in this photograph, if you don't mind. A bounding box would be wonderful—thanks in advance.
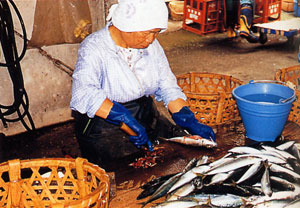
[70,22,186,118]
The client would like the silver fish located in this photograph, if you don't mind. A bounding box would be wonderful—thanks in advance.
[269,163,300,180]
[236,153,287,164]
[210,194,246,208]
[205,156,262,175]
[208,171,234,185]
[167,180,197,201]
[228,146,262,155]
[276,141,296,151]
[284,197,300,208]
[168,164,210,194]
[167,170,198,194]
[208,157,235,168]
[142,172,183,207]
[151,199,200,208]
[252,199,291,208]
[196,155,209,166]
[270,176,295,191]
[182,158,198,173]
[261,161,272,197]
[236,160,263,184]
[291,145,300,161]
[161,135,217,148]
[262,145,297,160]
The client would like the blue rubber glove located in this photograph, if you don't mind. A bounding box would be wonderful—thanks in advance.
[172,106,216,141]
[106,101,153,151]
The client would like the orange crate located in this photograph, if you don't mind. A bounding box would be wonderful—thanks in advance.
[253,0,282,23]
[182,0,225,35]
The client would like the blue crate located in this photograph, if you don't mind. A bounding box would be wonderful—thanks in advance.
[295,2,300,17]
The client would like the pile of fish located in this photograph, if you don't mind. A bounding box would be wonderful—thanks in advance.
[137,140,300,208]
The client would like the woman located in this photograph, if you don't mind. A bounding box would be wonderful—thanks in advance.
[70,0,215,167]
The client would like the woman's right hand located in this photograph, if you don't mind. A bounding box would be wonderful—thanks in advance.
[106,101,153,151]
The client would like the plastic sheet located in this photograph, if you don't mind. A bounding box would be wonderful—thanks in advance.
[29,0,92,47]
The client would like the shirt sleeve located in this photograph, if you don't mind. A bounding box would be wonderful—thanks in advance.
[70,40,107,118]
[153,41,186,106]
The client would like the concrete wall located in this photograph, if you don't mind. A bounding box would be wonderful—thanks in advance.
[0,0,106,136]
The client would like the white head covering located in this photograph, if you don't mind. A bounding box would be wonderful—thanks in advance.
[106,0,168,32]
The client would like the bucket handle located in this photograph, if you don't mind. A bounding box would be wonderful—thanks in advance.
[279,96,295,104]
[249,80,296,104]
[249,80,285,85]
[249,80,296,90]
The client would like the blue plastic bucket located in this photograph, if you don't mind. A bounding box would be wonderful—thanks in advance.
[232,80,296,142]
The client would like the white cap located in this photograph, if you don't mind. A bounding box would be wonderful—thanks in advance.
[106,0,168,32]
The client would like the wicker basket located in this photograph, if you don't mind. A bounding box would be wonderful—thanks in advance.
[176,72,243,127]
[275,65,300,126]
[168,1,184,21]
[0,157,110,208]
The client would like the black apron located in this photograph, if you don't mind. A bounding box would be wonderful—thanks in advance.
[72,96,184,169]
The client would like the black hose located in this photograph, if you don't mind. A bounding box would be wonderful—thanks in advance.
[0,0,35,131]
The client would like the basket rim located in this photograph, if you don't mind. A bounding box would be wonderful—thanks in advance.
[176,71,243,82]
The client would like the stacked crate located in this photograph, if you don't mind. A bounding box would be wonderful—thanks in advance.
[182,0,225,35]
[282,0,294,12]
[253,0,282,23]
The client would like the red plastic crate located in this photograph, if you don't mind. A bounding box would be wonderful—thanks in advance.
[182,0,225,35]
[253,0,281,24]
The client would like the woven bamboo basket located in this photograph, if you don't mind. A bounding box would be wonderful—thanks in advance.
[168,1,184,21]
[275,65,300,126]
[0,157,110,208]
[176,72,243,127]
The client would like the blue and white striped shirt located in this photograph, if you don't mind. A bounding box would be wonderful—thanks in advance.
[70,22,186,118]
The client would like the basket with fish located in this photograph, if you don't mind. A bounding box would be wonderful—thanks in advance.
[0,157,110,208]
[176,72,243,128]
[137,140,300,207]
[275,65,300,126]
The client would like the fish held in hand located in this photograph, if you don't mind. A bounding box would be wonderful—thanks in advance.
[160,135,217,148]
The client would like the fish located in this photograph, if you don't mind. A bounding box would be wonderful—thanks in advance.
[167,169,199,194]
[181,158,198,173]
[251,199,291,208]
[138,180,169,200]
[141,172,183,207]
[262,145,297,160]
[235,152,287,164]
[284,197,300,208]
[261,161,272,197]
[276,141,296,151]
[151,199,200,208]
[270,176,295,191]
[291,145,300,161]
[208,157,235,168]
[205,156,262,175]
[167,179,199,201]
[140,173,177,190]
[138,142,300,207]
[195,155,209,166]
[208,171,234,185]
[228,146,262,155]
[160,135,217,148]
[269,163,300,181]
[236,160,263,184]
[209,194,246,207]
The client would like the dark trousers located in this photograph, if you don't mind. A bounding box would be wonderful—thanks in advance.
[73,96,182,169]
